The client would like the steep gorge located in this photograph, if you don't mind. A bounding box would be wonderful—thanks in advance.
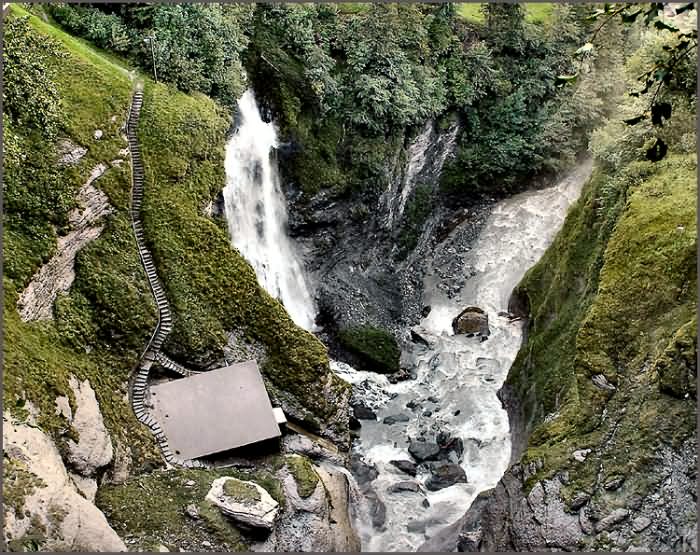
[3,2,697,553]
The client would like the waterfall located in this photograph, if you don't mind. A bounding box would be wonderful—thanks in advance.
[223,90,318,331]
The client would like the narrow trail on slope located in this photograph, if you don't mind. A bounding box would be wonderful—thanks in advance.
[126,85,203,469]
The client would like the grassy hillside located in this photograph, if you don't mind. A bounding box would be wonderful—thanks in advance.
[4,1,348,495]
[457,3,554,25]
[4,4,159,466]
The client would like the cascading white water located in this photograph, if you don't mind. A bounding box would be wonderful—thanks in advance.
[345,161,593,552]
[223,90,318,331]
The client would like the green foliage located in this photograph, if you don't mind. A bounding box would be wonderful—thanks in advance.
[3,16,63,138]
[338,325,400,373]
[285,455,320,498]
[48,3,252,106]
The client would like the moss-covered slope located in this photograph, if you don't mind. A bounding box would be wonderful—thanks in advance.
[465,153,697,551]
[135,81,350,440]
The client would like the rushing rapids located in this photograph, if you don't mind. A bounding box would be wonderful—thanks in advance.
[223,89,318,331]
[348,161,593,551]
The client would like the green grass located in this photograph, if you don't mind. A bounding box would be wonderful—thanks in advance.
[96,468,276,552]
[222,478,261,502]
[456,3,554,25]
[3,7,160,472]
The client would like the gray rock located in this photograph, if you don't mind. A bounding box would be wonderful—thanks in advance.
[572,448,591,462]
[64,377,113,477]
[425,463,467,491]
[452,306,490,337]
[185,504,200,520]
[383,413,410,425]
[595,508,629,532]
[591,374,617,390]
[390,459,417,476]
[353,404,377,420]
[388,481,420,494]
[632,516,651,532]
[408,440,441,462]
[569,493,590,511]
[93,129,103,140]
[56,138,87,166]
[407,520,427,533]
[604,475,625,490]
[206,477,279,531]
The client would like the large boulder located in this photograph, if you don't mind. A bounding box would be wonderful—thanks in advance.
[425,463,467,491]
[206,477,279,532]
[3,412,126,552]
[452,306,490,337]
[408,440,441,462]
[64,376,113,477]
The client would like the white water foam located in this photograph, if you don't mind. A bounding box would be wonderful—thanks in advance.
[348,161,593,552]
[223,90,317,331]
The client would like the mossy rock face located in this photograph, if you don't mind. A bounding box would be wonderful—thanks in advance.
[654,318,697,399]
[338,324,400,374]
[285,455,320,498]
[222,479,262,504]
[506,154,697,491]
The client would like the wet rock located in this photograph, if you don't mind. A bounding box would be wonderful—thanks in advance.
[406,400,421,410]
[569,493,590,511]
[350,454,378,486]
[349,415,361,430]
[410,327,432,348]
[423,410,433,417]
[425,463,467,491]
[595,508,629,532]
[421,305,432,317]
[452,306,490,337]
[422,498,430,508]
[388,481,420,494]
[409,440,441,462]
[206,477,279,532]
[365,489,386,530]
[383,414,410,425]
[437,432,464,463]
[407,520,427,533]
[391,459,418,476]
[353,404,377,420]
[427,396,439,403]
[603,475,625,490]
[388,368,413,383]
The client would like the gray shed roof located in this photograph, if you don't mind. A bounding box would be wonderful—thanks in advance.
[149,360,281,460]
